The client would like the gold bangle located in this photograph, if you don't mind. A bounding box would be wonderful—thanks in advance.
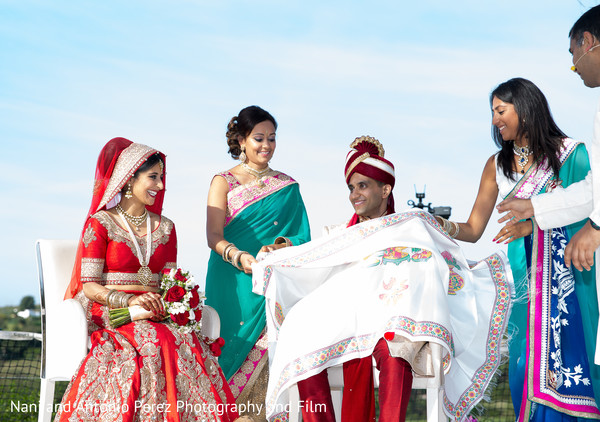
[106,289,117,308]
[232,250,248,270]
[274,236,292,247]
[222,242,235,263]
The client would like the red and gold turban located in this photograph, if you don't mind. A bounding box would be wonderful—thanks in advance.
[345,136,395,187]
[345,136,396,226]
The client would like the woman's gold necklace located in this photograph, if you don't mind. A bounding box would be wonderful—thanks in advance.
[241,162,270,179]
[116,203,148,231]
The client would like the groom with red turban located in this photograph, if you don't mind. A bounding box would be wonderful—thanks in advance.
[297,136,414,422]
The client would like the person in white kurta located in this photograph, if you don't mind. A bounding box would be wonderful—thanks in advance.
[496,6,600,365]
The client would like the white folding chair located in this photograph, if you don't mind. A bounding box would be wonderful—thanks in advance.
[288,342,448,422]
[36,239,87,422]
[36,239,222,422]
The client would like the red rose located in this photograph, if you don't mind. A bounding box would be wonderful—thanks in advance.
[215,337,225,347]
[189,287,200,309]
[164,285,186,303]
[162,268,171,275]
[171,311,190,326]
[174,268,186,282]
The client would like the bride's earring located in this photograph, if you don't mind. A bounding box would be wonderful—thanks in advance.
[124,183,133,199]
[239,146,247,163]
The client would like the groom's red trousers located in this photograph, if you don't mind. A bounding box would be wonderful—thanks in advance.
[297,338,413,422]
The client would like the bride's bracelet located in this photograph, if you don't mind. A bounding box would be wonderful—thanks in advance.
[106,289,134,309]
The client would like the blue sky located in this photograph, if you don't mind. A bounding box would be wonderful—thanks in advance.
[2,0,599,306]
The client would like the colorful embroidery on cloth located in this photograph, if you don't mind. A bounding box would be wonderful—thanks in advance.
[221,171,297,226]
[367,246,433,266]
[442,251,465,295]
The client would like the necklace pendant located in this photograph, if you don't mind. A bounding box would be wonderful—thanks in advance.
[138,266,153,286]
[521,170,524,174]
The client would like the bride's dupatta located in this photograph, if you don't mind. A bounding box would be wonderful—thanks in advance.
[503,139,600,420]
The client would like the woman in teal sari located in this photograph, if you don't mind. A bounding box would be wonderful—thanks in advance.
[205,105,311,419]
[436,78,600,421]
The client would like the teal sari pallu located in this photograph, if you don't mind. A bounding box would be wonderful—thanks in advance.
[206,179,311,381]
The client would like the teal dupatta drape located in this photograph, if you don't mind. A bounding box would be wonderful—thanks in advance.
[205,172,311,381]
[505,142,600,420]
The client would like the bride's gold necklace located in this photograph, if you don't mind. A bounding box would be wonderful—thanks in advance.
[116,203,148,231]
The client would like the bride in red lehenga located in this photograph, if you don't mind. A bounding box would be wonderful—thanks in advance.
[55,137,239,422]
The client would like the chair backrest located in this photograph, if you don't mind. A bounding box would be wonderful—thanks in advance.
[36,240,78,317]
[36,239,80,379]
[201,305,220,339]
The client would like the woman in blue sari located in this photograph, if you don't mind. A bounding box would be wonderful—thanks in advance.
[436,78,600,421]
[205,106,311,419]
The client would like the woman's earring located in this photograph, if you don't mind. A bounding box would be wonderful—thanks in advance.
[239,146,247,163]
[124,183,133,199]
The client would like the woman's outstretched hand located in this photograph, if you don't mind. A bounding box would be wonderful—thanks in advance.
[493,220,533,244]
[496,198,534,224]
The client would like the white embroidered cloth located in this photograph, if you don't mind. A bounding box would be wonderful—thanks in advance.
[252,210,513,421]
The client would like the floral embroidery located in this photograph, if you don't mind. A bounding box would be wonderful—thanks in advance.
[442,251,465,295]
[64,331,137,421]
[547,229,590,390]
[134,322,168,419]
[228,331,269,400]
[82,224,96,248]
[379,277,409,305]
[367,246,433,267]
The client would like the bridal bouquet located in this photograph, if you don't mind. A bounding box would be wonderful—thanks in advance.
[109,268,205,334]
[161,267,205,333]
